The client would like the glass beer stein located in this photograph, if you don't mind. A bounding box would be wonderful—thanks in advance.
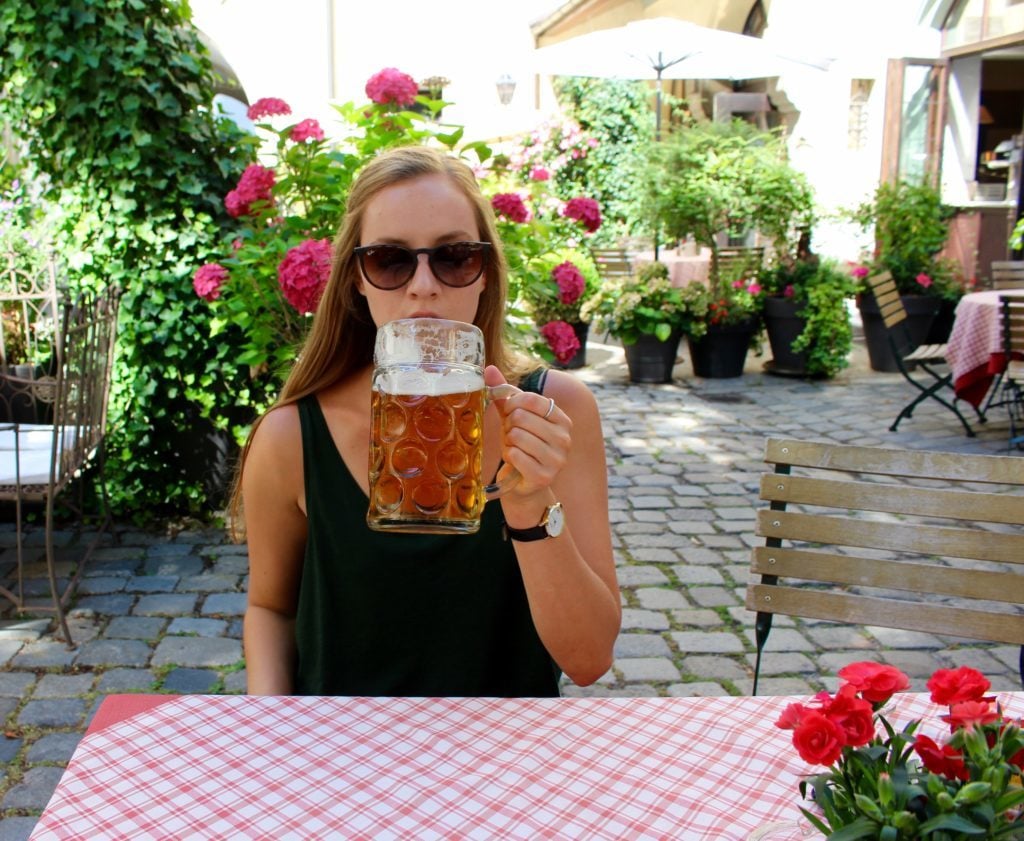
[368,318,519,534]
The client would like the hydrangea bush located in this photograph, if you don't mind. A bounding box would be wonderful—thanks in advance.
[481,146,604,365]
[192,68,483,421]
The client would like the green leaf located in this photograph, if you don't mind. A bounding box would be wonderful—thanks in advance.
[917,814,988,835]
[825,817,880,840]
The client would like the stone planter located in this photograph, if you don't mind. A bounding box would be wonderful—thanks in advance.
[857,293,939,373]
[622,330,683,383]
[686,320,757,378]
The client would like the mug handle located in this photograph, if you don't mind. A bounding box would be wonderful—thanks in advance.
[483,383,521,499]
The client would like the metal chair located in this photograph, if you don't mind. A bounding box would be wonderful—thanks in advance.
[0,252,121,645]
[999,295,1024,449]
[747,437,1024,694]
[867,270,982,436]
[992,261,1024,291]
[590,248,633,282]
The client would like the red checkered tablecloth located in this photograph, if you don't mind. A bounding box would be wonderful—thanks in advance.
[946,289,1024,407]
[31,692,1021,840]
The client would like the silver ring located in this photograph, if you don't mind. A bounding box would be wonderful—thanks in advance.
[543,397,556,420]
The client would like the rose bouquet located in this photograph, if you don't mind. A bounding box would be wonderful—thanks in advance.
[777,661,1024,839]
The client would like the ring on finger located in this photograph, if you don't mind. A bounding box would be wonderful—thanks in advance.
[543,397,556,420]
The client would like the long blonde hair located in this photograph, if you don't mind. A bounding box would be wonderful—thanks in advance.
[229,145,534,536]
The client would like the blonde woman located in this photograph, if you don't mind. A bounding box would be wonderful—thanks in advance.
[239,146,619,696]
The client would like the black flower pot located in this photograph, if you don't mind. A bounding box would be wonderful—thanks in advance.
[623,330,682,383]
[858,294,939,373]
[554,321,589,370]
[925,297,957,344]
[686,320,757,378]
[763,296,810,376]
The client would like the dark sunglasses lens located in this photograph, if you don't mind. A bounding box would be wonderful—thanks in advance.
[361,246,415,289]
[430,243,486,287]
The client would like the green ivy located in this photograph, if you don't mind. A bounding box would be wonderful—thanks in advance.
[0,0,250,519]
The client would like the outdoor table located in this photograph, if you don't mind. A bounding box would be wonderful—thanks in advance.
[32,691,1023,840]
[634,248,712,288]
[945,288,1024,408]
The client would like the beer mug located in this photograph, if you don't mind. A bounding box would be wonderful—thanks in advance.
[368,318,519,534]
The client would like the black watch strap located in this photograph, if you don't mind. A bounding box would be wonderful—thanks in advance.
[504,522,549,542]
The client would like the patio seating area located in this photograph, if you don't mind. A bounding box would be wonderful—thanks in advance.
[0,328,1021,838]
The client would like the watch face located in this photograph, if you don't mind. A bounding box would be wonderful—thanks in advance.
[546,504,565,537]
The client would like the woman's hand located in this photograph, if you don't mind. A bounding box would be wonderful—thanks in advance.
[484,365,571,499]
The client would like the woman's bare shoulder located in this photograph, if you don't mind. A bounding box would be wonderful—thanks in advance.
[541,369,599,416]
[249,402,302,464]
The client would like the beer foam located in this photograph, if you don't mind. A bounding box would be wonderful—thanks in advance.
[376,367,481,396]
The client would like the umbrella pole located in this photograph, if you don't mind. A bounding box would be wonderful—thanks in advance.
[654,67,662,260]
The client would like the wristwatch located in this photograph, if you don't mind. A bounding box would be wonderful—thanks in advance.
[505,502,565,542]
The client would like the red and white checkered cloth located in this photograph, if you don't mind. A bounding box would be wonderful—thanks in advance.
[946,289,1024,407]
[30,692,1021,840]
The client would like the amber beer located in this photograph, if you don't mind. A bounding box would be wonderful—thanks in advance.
[368,318,518,534]
[368,366,486,534]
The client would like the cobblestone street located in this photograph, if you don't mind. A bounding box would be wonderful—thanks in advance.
[1,336,1021,840]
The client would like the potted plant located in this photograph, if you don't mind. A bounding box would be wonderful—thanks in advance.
[758,233,857,379]
[850,179,965,371]
[583,262,709,383]
[684,274,765,379]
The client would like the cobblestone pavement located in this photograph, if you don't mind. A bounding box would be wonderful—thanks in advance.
[1,336,1022,839]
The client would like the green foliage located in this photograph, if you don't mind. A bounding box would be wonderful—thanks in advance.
[1010,216,1023,252]
[552,78,655,244]
[850,180,963,301]
[0,0,251,518]
[760,256,857,378]
[583,269,709,345]
[633,119,815,260]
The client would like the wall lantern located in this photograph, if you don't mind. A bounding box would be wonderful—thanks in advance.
[496,74,516,106]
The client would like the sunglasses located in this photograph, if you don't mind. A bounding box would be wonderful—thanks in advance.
[354,241,492,290]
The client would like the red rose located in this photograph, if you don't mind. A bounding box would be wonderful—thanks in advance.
[926,667,992,706]
[791,711,845,766]
[941,700,999,731]
[914,734,969,781]
[824,684,876,747]
[837,661,910,704]
[776,702,810,731]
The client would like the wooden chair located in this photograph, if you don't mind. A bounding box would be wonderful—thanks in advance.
[0,253,121,645]
[992,261,1024,291]
[1000,295,1024,449]
[711,246,765,285]
[746,437,1024,694]
[867,271,982,436]
[590,248,633,282]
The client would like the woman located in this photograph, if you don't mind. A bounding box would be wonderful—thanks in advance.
[240,145,619,696]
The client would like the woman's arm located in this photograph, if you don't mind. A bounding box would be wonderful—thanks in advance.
[241,404,308,695]
[486,367,621,686]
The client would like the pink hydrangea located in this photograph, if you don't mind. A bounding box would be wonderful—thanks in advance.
[562,197,602,233]
[225,164,276,218]
[551,261,585,305]
[783,284,795,298]
[530,167,551,181]
[290,118,325,143]
[540,320,581,365]
[747,282,762,295]
[365,67,419,106]
[246,97,292,121]
[851,265,870,279]
[915,272,933,288]
[491,193,530,224]
[277,238,332,314]
[193,263,228,302]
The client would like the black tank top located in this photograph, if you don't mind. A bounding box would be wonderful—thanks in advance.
[293,368,560,696]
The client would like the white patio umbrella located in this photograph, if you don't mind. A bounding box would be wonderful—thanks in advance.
[533,17,832,136]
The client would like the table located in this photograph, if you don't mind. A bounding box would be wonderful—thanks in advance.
[945,288,1024,408]
[634,248,712,288]
[32,692,1021,840]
